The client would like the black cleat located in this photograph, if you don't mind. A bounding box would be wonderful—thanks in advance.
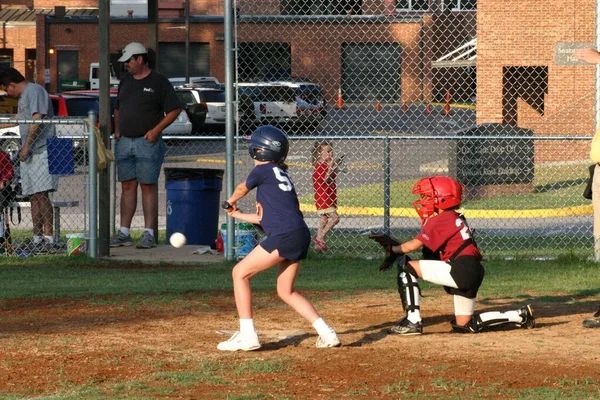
[389,318,423,335]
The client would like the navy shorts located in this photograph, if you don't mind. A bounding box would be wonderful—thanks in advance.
[116,136,166,184]
[260,227,311,262]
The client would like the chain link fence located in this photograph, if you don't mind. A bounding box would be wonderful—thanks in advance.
[5,2,596,260]
[0,117,91,257]
[109,2,597,260]
[149,134,591,260]
[228,1,594,259]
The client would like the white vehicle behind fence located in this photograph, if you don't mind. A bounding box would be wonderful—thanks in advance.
[237,81,325,133]
[169,76,222,89]
[89,63,120,90]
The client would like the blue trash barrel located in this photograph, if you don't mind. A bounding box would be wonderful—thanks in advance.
[165,168,224,246]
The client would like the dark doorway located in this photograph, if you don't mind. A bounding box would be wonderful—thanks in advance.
[57,50,79,83]
[502,66,548,126]
[25,48,36,82]
[238,42,291,82]
[341,42,402,103]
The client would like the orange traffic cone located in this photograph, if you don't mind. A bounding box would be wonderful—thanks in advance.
[336,88,344,110]
[375,100,382,112]
[443,102,451,116]
[401,103,408,112]
[424,103,431,115]
[442,91,451,116]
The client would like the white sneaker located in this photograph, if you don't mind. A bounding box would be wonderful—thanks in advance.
[316,327,341,348]
[217,331,261,352]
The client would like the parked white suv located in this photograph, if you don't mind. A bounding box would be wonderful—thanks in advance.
[276,80,327,129]
[169,76,222,89]
[237,81,323,133]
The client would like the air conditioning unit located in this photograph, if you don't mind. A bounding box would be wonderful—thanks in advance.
[110,0,148,17]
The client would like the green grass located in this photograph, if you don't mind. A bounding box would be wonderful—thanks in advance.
[0,256,598,300]
[302,230,594,260]
[298,162,590,210]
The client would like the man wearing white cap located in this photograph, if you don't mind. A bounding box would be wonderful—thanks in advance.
[110,42,182,249]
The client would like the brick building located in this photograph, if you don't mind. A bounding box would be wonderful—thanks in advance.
[2,1,477,104]
[3,1,597,143]
[477,0,596,162]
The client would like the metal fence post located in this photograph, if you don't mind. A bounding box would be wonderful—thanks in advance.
[224,0,235,261]
[110,137,116,238]
[383,136,391,236]
[88,111,98,259]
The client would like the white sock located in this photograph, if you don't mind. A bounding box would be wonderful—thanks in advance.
[239,318,255,334]
[119,227,130,236]
[312,317,331,337]
[407,310,421,324]
[33,235,43,244]
[144,228,154,237]
[44,235,54,244]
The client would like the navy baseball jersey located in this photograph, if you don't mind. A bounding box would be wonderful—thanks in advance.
[245,163,307,236]
[416,210,481,261]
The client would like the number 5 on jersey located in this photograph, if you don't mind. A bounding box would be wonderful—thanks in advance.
[273,166,293,192]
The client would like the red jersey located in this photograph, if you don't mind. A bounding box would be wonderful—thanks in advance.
[0,152,13,183]
[416,210,481,262]
[312,161,337,210]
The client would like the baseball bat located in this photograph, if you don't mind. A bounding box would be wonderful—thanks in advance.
[221,201,264,234]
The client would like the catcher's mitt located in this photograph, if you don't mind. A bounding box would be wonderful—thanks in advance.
[368,234,403,271]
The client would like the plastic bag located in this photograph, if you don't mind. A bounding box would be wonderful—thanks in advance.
[87,121,115,170]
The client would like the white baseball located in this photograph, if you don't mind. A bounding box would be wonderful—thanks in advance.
[169,232,187,248]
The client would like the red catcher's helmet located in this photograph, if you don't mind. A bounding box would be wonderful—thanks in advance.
[412,176,464,221]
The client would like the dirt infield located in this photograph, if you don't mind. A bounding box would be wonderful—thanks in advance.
[0,287,599,398]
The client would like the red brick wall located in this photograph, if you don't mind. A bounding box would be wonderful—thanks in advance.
[39,19,226,92]
[237,0,281,16]
[477,1,595,132]
[477,0,596,162]
[36,17,431,106]
[1,25,37,80]
[4,0,223,15]
[237,21,424,104]
[189,0,223,15]
[28,0,97,7]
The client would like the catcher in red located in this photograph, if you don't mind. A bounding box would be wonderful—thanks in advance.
[370,176,536,335]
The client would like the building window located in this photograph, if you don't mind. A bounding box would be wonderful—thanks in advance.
[0,49,14,70]
[396,0,429,11]
[441,0,476,11]
[238,43,292,82]
[281,0,363,15]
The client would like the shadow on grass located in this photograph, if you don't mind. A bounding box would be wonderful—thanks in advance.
[534,178,587,193]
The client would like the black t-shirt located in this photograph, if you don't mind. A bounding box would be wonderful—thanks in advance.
[116,70,181,138]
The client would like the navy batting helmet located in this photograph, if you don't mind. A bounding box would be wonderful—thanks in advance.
[248,125,289,163]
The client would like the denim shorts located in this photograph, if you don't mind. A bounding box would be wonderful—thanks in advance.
[115,136,166,184]
[260,227,311,262]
